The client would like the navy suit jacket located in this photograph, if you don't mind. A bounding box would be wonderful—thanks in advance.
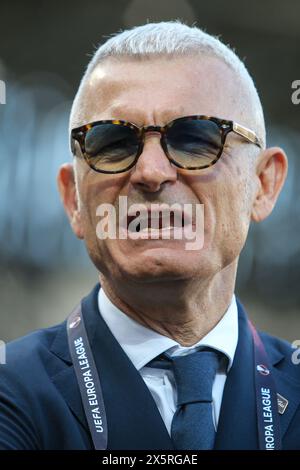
[0,284,300,450]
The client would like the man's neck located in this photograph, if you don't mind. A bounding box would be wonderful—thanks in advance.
[99,264,237,346]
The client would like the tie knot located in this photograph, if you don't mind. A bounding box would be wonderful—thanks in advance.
[171,349,220,405]
[148,349,220,406]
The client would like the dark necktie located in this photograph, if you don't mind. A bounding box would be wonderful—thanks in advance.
[148,349,220,450]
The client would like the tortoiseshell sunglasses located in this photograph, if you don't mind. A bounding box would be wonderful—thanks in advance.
[71,115,263,174]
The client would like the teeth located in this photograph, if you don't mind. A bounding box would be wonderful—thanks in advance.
[156,226,173,231]
[127,212,189,232]
[140,226,175,233]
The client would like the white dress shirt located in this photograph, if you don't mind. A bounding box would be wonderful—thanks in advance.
[98,287,238,435]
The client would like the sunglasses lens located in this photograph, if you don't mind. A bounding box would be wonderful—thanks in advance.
[165,119,222,169]
[84,123,139,172]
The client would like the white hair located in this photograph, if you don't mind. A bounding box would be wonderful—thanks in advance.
[88,21,250,79]
[70,21,265,146]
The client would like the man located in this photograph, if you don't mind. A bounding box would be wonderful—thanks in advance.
[0,21,299,450]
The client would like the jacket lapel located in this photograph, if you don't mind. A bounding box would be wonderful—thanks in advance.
[214,299,259,449]
[50,284,173,450]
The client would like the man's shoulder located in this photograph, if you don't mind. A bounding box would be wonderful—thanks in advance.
[259,329,293,355]
[1,284,99,382]
[1,319,68,385]
[0,316,91,449]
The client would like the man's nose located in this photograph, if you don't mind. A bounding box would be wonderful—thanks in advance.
[129,133,177,192]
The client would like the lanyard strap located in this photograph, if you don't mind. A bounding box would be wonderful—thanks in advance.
[66,303,281,450]
[67,303,108,450]
[248,320,282,450]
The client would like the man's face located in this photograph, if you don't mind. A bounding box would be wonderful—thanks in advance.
[70,56,259,284]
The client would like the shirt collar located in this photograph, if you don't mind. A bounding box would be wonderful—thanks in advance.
[98,287,238,372]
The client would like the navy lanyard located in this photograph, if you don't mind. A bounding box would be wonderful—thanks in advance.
[67,302,282,450]
[67,304,108,450]
[248,320,282,450]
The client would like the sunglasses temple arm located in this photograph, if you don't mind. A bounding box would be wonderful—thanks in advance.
[232,123,263,148]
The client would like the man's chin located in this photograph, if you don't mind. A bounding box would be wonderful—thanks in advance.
[114,250,206,284]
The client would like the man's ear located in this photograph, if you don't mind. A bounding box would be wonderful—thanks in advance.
[57,163,84,239]
[251,147,288,222]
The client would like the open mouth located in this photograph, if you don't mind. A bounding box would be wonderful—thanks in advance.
[114,201,203,248]
[126,209,190,234]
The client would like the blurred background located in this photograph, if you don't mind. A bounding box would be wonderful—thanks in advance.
[0,0,299,342]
